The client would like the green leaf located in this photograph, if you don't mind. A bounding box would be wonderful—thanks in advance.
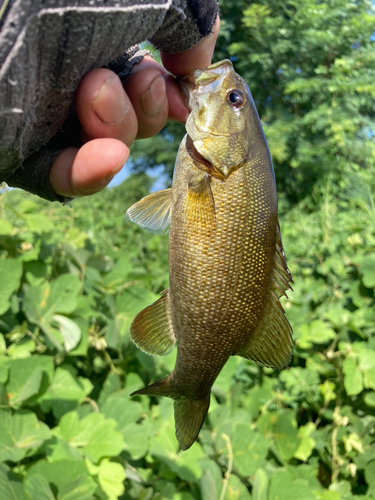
[150,420,204,481]
[274,410,301,461]
[25,460,90,493]
[0,335,5,354]
[297,320,336,349]
[252,468,269,500]
[86,459,125,500]
[214,357,239,393]
[364,461,375,496]
[0,410,51,463]
[293,423,316,462]
[316,492,340,500]
[102,257,133,288]
[269,469,316,500]
[242,385,274,420]
[7,365,42,409]
[363,366,375,390]
[23,473,55,500]
[101,394,143,433]
[364,392,375,408]
[6,354,53,408]
[122,420,151,460]
[230,423,270,476]
[320,381,336,403]
[52,315,81,352]
[25,214,54,234]
[98,373,122,405]
[57,475,96,500]
[65,317,89,357]
[149,418,178,458]
[106,285,159,349]
[7,336,36,359]
[343,357,363,396]
[359,256,375,288]
[55,411,125,464]
[24,274,81,324]
[329,480,352,498]
[170,443,204,482]
[40,365,93,419]
[280,367,320,396]
[43,436,82,463]
[78,414,125,464]
[23,275,81,350]
[24,260,51,287]
[0,464,28,500]
[0,357,8,385]
[223,475,252,499]
[0,219,13,235]
[199,459,223,500]
[0,259,22,316]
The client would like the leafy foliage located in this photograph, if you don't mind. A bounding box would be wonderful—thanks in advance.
[0,170,374,498]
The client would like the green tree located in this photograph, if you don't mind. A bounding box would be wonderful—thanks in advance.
[132,0,375,205]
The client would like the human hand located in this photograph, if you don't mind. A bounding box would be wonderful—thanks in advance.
[49,15,220,198]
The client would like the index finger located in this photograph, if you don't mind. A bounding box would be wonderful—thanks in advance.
[160,15,220,77]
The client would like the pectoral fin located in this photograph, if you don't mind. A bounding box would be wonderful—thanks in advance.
[126,188,172,234]
[237,221,293,370]
[186,174,216,230]
[130,290,176,356]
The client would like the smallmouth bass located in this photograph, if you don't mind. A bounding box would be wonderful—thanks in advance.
[126,60,293,450]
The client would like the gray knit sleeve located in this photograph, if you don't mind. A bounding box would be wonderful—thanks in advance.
[150,0,219,54]
[0,0,218,202]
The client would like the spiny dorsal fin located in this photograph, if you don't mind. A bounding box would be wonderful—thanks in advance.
[237,220,293,370]
[186,174,216,231]
[126,188,172,235]
[130,290,176,356]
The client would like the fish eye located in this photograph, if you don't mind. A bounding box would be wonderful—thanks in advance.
[226,90,246,108]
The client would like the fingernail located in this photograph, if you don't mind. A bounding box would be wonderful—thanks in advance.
[74,174,115,195]
[93,75,129,125]
[73,158,126,196]
[140,75,167,117]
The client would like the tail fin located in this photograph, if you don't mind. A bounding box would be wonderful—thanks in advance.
[131,377,210,450]
[174,395,210,450]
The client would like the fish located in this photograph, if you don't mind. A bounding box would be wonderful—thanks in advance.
[126,59,293,451]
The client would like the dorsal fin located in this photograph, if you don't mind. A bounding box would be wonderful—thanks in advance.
[273,222,293,293]
[237,220,293,370]
[126,188,172,235]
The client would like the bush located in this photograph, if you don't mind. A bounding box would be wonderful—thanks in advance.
[0,174,374,500]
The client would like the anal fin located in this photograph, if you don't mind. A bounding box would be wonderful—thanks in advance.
[130,290,176,356]
[126,188,172,235]
[237,291,293,370]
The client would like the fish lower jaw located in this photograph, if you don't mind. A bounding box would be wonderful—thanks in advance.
[186,135,224,180]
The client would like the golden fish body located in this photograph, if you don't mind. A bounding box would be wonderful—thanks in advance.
[126,60,293,450]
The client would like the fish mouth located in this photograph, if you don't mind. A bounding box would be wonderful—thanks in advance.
[186,135,224,180]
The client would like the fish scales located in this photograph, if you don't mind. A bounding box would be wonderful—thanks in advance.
[169,141,277,396]
[126,59,293,450]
